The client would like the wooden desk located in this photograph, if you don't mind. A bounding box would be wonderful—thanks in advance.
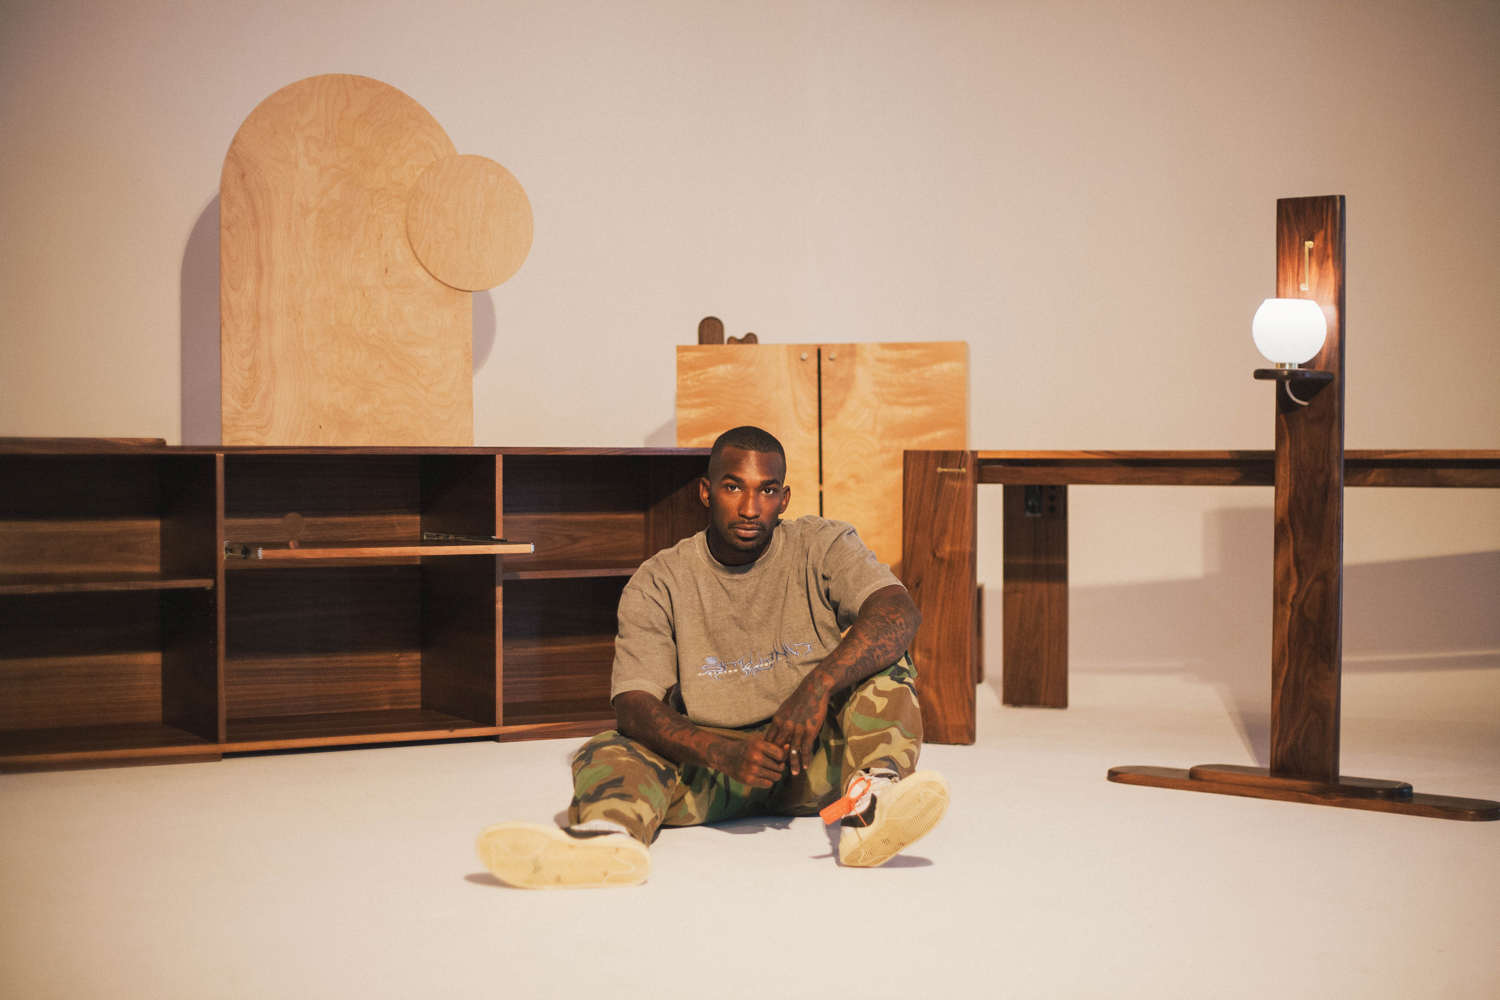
[901,449,1500,742]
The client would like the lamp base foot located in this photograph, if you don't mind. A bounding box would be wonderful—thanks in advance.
[1107,764,1500,821]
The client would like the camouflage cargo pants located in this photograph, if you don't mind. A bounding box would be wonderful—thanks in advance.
[569,654,923,844]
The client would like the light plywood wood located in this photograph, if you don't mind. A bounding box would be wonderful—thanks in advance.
[675,345,821,521]
[820,342,968,575]
[406,154,533,292]
[221,75,472,447]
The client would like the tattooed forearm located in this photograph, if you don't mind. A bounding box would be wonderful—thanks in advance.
[615,690,720,768]
[614,690,787,787]
[764,584,920,773]
[803,584,921,699]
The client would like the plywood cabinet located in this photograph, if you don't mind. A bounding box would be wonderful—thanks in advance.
[677,342,967,576]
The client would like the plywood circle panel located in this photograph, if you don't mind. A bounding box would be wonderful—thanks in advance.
[406,155,533,292]
[220,74,473,447]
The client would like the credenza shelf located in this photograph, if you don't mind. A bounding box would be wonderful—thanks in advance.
[0,573,216,595]
[0,442,709,772]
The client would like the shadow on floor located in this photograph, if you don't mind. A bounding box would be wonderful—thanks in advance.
[985,505,1500,764]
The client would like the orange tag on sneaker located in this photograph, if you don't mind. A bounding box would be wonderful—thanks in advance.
[819,773,872,825]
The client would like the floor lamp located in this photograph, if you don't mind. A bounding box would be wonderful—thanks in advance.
[1109,195,1499,821]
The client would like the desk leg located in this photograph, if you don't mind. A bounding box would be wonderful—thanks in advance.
[1002,484,1068,708]
[902,450,977,744]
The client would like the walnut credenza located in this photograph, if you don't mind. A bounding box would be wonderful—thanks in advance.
[0,440,710,772]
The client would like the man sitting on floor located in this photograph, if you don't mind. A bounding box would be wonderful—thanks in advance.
[475,425,950,888]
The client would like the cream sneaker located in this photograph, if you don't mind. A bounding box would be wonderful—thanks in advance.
[837,770,950,868]
[475,822,650,889]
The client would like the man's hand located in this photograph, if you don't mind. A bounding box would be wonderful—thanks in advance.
[615,690,789,787]
[765,678,832,776]
[764,585,921,776]
[709,737,788,788]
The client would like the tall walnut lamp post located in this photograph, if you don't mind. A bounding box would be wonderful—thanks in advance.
[1108,196,1499,821]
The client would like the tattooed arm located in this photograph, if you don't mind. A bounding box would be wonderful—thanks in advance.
[614,690,787,788]
[765,584,921,775]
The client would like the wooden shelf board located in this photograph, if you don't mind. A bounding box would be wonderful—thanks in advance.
[495,716,616,741]
[223,708,499,750]
[0,721,216,769]
[226,540,533,561]
[501,563,639,581]
[0,573,216,596]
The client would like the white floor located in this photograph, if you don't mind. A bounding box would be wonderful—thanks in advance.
[3,666,1498,1000]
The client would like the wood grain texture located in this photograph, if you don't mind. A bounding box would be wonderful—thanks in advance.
[421,556,500,725]
[224,454,422,544]
[819,342,968,576]
[1345,450,1500,487]
[1002,484,1068,708]
[0,722,216,773]
[1108,766,1499,821]
[420,455,499,538]
[501,576,623,722]
[501,513,645,570]
[978,452,1274,486]
[406,154,532,292]
[1271,195,1345,783]
[0,438,168,453]
[419,455,501,724]
[158,455,222,741]
[900,450,976,744]
[224,566,422,717]
[977,450,1500,487]
[676,344,822,521]
[221,74,471,446]
[0,574,213,595]
[224,708,488,748]
[697,316,725,345]
[232,540,530,560]
[501,454,652,570]
[0,591,162,730]
[0,456,161,575]
[646,455,711,556]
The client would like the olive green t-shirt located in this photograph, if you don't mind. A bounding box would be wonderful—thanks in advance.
[610,515,903,728]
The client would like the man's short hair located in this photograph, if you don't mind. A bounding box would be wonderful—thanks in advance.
[708,425,786,474]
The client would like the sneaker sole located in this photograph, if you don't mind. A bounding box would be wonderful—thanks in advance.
[839,770,950,868]
[474,822,650,889]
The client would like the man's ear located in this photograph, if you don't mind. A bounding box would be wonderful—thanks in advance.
[778,484,791,516]
[698,476,711,508]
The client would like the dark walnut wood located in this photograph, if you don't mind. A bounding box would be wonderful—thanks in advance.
[0,437,168,453]
[1345,450,1500,488]
[1002,484,1068,708]
[976,450,1275,486]
[226,540,532,559]
[697,316,725,345]
[1108,766,1499,821]
[900,450,977,744]
[1271,194,1345,783]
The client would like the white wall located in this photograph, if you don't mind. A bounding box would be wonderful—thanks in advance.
[2,0,1496,732]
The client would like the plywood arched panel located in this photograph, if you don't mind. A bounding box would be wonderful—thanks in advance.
[221,74,472,446]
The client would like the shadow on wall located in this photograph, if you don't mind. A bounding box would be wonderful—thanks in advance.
[180,195,220,445]
[179,195,500,445]
[985,505,1500,765]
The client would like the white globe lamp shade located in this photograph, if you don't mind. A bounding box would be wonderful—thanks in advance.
[1252,298,1327,366]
